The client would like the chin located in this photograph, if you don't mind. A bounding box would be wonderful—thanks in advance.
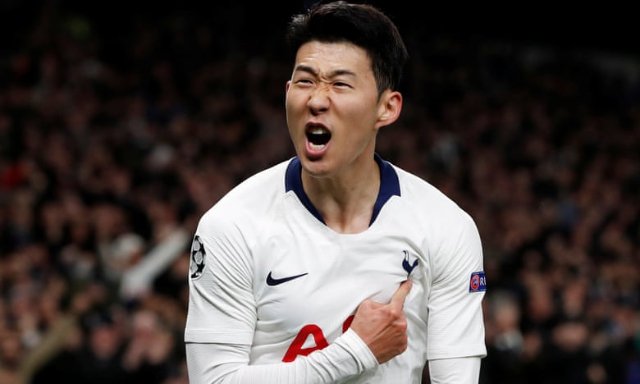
[300,156,333,178]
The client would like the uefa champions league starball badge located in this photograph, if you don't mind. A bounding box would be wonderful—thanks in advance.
[190,235,206,279]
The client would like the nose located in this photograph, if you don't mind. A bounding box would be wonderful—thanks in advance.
[307,84,330,114]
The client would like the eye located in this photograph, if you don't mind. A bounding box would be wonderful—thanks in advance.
[294,78,314,87]
[333,81,352,89]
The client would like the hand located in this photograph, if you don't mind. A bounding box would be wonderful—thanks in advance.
[350,280,412,363]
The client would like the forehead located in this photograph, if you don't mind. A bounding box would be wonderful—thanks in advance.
[294,41,373,76]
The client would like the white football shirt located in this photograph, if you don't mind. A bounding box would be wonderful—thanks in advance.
[185,155,486,383]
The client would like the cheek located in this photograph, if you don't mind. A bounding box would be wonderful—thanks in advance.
[342,103,379,134]
[284,97,298,126]
[285,100,306,144]
[285,92,304,118]
[348,96,378,119]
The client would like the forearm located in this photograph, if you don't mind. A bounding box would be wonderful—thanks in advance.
[428,356,481,384]
[186,329,378,384]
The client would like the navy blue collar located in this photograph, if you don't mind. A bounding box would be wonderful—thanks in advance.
[284,154,401,226]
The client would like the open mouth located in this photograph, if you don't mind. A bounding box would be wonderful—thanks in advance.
[305,125,331,147]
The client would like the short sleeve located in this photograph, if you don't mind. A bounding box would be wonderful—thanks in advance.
[184,212,256,346]
[426,213,487,360]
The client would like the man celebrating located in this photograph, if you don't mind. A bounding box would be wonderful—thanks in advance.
[185,1,486,382]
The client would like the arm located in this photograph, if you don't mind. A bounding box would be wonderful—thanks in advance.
[428,357,481,384]
[185,214,411,383]
[186,329,377,383]
[426,212,487,378]
[186,275,410,384]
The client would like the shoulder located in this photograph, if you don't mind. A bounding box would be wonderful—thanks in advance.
[389,163,481,258]
[393,165,473,225]
[391,165,483,279]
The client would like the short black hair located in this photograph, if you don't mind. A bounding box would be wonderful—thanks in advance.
[286,1,408,94]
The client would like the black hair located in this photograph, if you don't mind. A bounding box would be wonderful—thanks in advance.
[286,1,408,94]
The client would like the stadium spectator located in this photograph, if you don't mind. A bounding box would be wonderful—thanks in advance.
[0,1,638,383]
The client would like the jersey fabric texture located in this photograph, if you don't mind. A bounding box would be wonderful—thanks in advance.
[185,155,486,383]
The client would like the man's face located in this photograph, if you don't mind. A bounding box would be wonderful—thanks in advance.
[285,41,398,178]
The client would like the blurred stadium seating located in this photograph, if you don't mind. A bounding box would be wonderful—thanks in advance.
[0,1,638,383]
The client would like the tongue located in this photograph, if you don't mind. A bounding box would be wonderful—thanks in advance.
[309,142,326,150]
[306,139,328,156]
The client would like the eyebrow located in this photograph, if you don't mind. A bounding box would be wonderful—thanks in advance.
[293,65,357,79]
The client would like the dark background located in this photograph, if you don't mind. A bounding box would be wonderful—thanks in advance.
[1,1,639,383]
[1,0,638,57]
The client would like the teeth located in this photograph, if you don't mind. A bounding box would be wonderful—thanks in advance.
[310,128,326,134]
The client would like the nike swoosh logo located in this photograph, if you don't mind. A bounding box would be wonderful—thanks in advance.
[266,272,308,286]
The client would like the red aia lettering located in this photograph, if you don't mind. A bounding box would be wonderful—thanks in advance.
[283,316,355,362]
[282,324,328,362]
[342,315,354,333]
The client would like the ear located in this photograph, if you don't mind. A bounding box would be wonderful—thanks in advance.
[375,90,403,130]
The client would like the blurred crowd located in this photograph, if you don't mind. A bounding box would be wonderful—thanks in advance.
[1,2,639,383]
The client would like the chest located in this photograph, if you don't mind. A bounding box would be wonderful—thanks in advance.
[252,223,426,335]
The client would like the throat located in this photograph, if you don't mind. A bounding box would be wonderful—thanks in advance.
[323,210,373,234]
[303,173,381,234]
[298,153,384,233]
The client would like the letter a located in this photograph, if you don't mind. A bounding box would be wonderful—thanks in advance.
[282,324,329,362]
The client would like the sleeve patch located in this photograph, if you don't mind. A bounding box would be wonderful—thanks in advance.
[469,271,486,292]
[190,235,206,280]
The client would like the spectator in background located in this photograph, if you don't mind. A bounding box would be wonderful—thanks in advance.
[0,1,639,383]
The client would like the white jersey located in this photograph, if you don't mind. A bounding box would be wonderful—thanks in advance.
[185,155,486,383]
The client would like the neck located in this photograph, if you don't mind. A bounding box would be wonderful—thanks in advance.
[302,156,380,234]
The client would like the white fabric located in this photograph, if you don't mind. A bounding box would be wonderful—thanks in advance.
[185,157,486,383]
[428,356,481,384]
[186,329,378,383]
